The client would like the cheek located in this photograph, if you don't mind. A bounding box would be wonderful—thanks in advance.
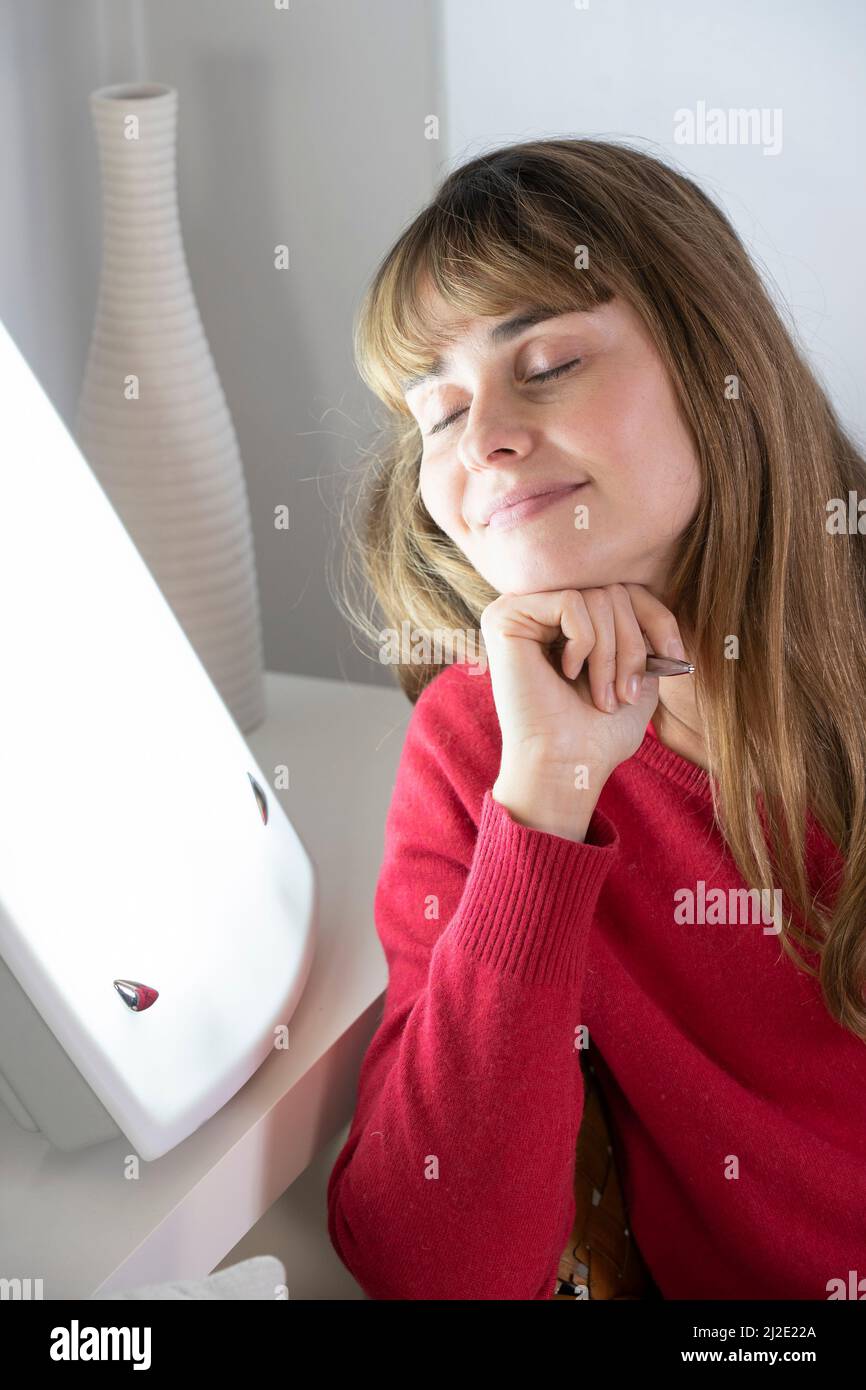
[590,367,699,501]
[419,458,461,534]
[418,457,437,516]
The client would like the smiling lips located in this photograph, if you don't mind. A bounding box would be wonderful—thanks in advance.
[485,482,587,532]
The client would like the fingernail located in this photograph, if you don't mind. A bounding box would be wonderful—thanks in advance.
[605,682,617,711]
[627,674,641,703]
[666,637,687,660]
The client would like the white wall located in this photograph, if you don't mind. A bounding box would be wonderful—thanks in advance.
[0,1,141,419]
[2,0,863,690]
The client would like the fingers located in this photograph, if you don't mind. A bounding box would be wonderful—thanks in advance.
[480,584,686,716]
[620,583,687,661]
[574,589,619,711]
[557,591,596,681]
[567,585,659,712]
[556,583,683,717]
[609,585,655,705]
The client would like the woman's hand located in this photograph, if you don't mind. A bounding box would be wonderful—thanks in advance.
[481,583,687,840]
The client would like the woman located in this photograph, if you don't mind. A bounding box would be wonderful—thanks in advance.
[327,138,866,1300]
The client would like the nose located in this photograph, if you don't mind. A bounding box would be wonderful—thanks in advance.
[457,385,534,473]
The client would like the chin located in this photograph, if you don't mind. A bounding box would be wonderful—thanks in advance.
[484,551,627,597]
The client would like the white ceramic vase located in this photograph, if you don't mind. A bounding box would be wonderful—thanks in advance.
[75,82,265,733]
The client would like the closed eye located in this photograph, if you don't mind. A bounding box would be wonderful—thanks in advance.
[529,357,583,383]
[426,358,582,436]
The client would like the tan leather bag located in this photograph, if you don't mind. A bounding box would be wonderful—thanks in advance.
[551,1046,660,1300]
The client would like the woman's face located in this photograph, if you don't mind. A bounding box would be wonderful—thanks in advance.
[403,289,701,599]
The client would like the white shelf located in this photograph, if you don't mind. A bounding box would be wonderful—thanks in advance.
[0,669,411,1298]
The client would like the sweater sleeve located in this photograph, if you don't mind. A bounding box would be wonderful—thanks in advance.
[326,665,621,1300]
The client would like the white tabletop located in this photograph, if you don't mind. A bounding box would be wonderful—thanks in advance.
[0,670,412,1297]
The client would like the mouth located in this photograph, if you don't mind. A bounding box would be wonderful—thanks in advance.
[486,482,588,533]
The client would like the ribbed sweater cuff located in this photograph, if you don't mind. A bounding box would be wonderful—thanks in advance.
[445,787,620,988]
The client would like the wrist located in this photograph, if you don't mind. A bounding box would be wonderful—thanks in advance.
[491,762,608,843]
[496,751,612,800]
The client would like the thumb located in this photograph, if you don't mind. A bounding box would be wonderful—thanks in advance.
[634,672,660,714]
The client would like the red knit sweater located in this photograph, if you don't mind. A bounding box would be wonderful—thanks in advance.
[327,660,866,1300]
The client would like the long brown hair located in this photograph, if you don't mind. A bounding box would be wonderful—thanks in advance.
[337,137,866,1040]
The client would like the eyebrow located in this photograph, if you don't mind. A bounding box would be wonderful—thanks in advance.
[400,304,568,393]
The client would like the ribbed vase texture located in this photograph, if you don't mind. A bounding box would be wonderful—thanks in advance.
[75,83,265,733]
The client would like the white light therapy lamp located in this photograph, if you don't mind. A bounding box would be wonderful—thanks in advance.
[0,319,316,1161]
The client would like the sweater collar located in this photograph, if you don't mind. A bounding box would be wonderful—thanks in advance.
[634,717,715,799]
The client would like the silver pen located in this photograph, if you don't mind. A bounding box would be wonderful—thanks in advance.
[644,653,695,676]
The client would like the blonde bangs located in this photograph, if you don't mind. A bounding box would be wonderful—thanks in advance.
[353,173,616,416]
